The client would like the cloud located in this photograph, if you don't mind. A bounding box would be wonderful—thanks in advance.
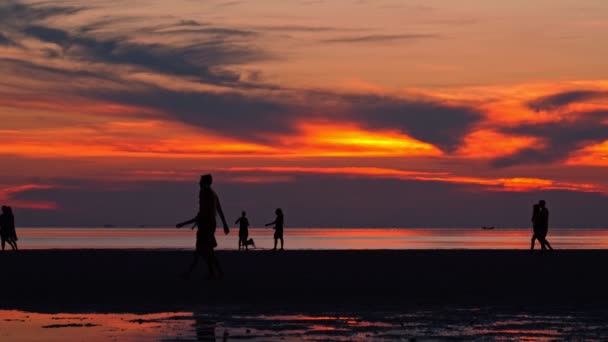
[255,25,343,32]
[10,175,608,227]
[1,1,269,88]
[0,32,15,46]
[528,90,608,111]
[0,184,57,210]
[321,33,437,43]
[81,83,483,149]
[177,20,204,27]
[215,1,243,8]
[494,110,608,167]
[21,24,264,86]
[0,58,126,91]
[87,85,297,139]
[0,1,82,23]
[154,27,255,37]
[339,95,482,151]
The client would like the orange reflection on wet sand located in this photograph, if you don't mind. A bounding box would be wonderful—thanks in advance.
[0,311,193,342]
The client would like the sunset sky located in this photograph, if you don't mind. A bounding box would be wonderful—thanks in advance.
[1,0,608,227]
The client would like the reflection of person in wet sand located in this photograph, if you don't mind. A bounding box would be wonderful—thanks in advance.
[265,208,284,251]
[530,200,553,253]
[193,315,229,342]
[177,174,230,279]
[235,211,250,250]
[0,206,18,251]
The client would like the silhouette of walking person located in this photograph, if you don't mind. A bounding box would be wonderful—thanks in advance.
[0,206,18,251]
[176,174,230,279]
[530,203,546,252]
[265,208,284,251]
[235,211,250,250]
[537,200,553,252]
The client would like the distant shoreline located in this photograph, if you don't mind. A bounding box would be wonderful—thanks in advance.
[16,226,608,229]
[13,227,608,249]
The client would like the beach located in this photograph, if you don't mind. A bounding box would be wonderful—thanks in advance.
[2,249,607,313]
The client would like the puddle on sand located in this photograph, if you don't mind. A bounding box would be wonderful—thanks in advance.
[0,308,607,341]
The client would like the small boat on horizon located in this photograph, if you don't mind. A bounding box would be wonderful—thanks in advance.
[481,226,495,230]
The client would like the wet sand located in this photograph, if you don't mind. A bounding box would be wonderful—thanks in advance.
[1,250,607,313]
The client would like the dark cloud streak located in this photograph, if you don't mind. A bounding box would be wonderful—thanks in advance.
[341,95,482,151]
[494,110,608,167]
[528,90,608,111]
[321,33,437,43]
[0,1,83,23]
[0,32,15,46]
[21,24,265,86]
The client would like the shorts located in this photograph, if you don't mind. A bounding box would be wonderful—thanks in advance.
[195,222,217,254]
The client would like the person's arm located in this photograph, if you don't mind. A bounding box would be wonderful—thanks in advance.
[176,217,197,229]
[235,218,240,225]
[216,194,230,235]
[265,220,276,227]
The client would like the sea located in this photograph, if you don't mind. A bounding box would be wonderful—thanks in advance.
[14,227,608,250]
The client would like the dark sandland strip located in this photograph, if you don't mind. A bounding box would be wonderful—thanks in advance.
[1,249,607,313]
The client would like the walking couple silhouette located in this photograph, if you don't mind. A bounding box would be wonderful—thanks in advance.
[531,200,553,253]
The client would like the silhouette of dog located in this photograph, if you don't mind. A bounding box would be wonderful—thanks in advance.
[240,238,255,250]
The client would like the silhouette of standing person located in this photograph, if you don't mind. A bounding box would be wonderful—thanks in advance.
[0,206,18,251]
[235,211,250,250]
[530,203,546,252]
[176,174,230,279]
[537,200,553,252]
[265,208,284,251]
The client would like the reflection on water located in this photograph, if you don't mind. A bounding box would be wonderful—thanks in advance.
[0,308,606,341]
[16,227,608,250]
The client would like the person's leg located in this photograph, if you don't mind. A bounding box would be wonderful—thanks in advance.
[540,238,547,250]
[204,249,215,278]
[530,235,536,251]
[205,250,223,278]
[185,252,199,278]
[273,238,277,250]
[213,250,224,278]
[542,238,553,251]
[206,255,215,277]
[8,240,16,251]
[12,239,17,251]
[280,237,284,250]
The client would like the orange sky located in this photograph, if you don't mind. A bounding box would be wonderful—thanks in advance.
[1,0,607,226]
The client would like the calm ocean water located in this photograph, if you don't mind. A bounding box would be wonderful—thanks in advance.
[15,227,608,249]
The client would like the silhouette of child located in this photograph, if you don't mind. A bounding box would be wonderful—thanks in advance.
[265,208,284,251]
[235,211,250,250]
[0,206,18,251]
[176,174,230,278]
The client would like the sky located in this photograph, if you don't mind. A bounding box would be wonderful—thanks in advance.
[1,0,608,228]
